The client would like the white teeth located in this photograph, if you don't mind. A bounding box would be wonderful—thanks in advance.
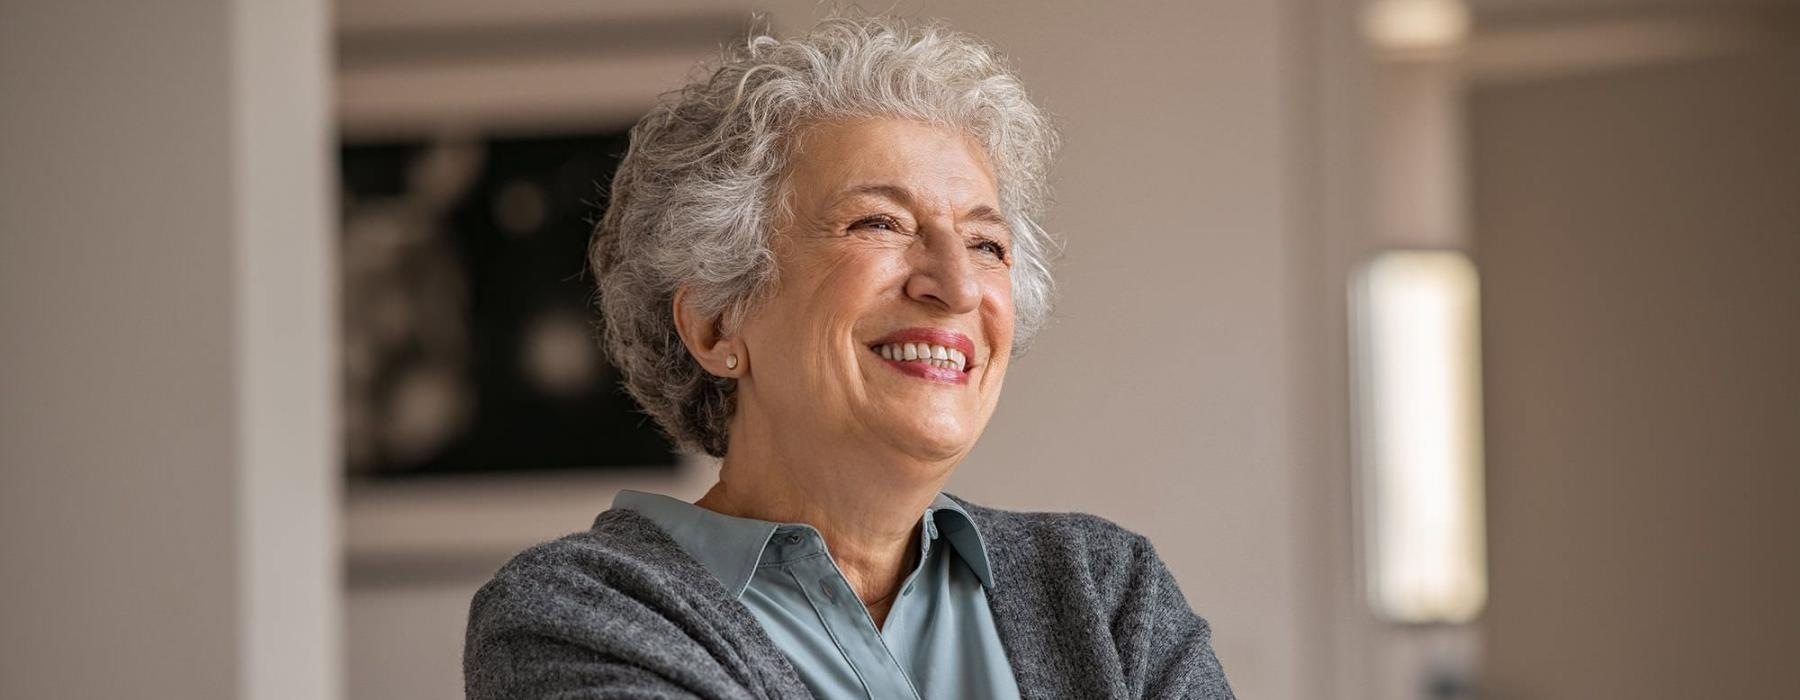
[874,342,969,372]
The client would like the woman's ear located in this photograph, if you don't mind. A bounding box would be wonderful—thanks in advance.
[672,287,743,378]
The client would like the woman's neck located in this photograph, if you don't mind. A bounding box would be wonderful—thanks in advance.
[697,430,950,626]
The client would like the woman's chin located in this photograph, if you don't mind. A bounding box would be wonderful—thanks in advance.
[871,417,977,464]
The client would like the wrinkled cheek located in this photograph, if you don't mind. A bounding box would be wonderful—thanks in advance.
[987,299,1017,355]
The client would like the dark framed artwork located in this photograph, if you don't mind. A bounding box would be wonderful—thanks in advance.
[338,131,676,477]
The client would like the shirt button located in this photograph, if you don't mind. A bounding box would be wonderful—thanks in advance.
[904,583,915,596]
[783,533,802,545]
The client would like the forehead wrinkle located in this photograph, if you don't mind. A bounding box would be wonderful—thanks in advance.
[826,182,1002,226]
[823,184,914,213]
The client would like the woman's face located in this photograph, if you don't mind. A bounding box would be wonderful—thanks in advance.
[733,118,1016,469]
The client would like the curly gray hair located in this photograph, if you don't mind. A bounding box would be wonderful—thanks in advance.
[590,15,1060,457]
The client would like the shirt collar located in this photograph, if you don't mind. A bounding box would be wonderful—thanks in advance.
[612,490,996,598]
[926,493,996,589]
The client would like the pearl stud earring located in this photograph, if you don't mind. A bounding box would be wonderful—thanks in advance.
[725,354,738,370]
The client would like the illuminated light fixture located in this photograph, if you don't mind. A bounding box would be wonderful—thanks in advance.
[1362,0,1471,53]
[1351,250,1488,624]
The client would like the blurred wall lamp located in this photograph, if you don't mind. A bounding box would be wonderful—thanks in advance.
[1362,0,1471,54]
[1351,250,1488,625]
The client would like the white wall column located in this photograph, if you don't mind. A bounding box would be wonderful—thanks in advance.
[1,1,339,698]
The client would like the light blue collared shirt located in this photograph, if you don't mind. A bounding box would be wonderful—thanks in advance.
[612,490,1022,700]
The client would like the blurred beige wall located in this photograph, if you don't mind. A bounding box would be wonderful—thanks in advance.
[2,5,237,696]
[1474,44,1800,698]
[1,1,339,698]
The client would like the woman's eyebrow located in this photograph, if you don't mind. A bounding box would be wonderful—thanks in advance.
[961,204,1007,230]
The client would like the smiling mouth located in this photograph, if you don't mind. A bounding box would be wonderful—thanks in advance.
[866,328,978,383]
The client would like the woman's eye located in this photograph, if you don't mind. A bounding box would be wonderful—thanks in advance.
[974,239,1009,259]
[854,216,901,232]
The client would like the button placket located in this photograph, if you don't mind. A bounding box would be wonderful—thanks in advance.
[792,548,923,700]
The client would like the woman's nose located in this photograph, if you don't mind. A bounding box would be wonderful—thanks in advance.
[904,226,981,314]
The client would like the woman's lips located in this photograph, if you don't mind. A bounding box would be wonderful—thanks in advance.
[867,327,977,385]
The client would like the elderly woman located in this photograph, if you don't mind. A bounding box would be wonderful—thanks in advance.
[465,16,1233,700]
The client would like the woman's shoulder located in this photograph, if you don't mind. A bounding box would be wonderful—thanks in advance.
[465,511,806,698]
[943,493,1170,593]
[946,492,1157,554]
[466,508,726,639]
[484,508,693,579]
[942,494,1232,697]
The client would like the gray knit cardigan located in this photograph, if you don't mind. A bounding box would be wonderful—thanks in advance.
[464,494,1234,699]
